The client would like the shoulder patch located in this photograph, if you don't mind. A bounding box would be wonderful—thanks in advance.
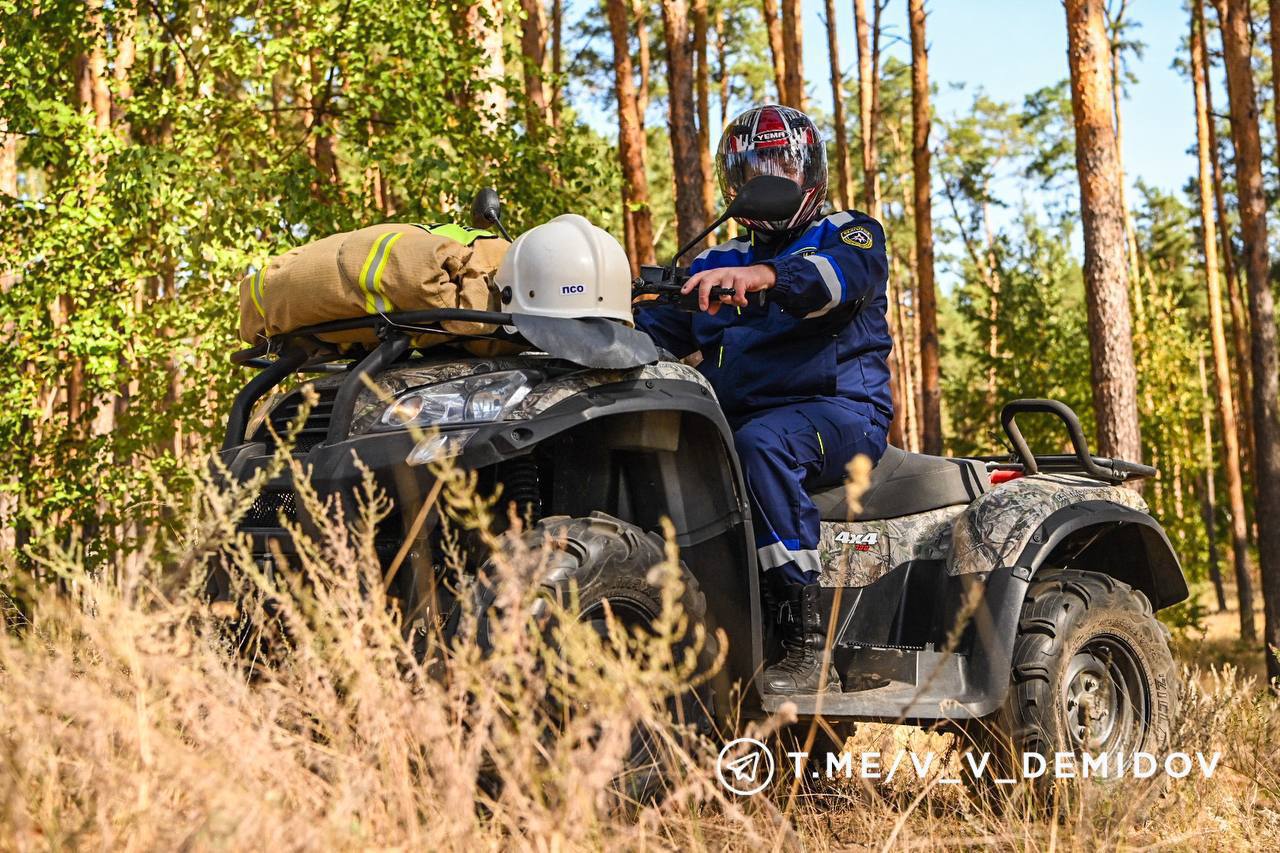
[840,225,874,249]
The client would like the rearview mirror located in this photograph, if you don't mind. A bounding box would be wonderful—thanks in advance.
[470,187,512,240]
[669,174,807,265]
[724,175,804,223]
[471,187,502,229]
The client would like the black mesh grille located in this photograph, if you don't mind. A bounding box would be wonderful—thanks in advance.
[243,489,297,528]
[254,384,340,454]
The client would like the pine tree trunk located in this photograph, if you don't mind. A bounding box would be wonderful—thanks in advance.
[716,5,729,126]
[111,1,136,134]
[780,0,805,108]
[551,0,563,126]
[75,0,111,133]
[1218,0,1280,682]
[1202,17,1256,481]
[1199,350,1229,612]
[468,1,506,123]
[888,249,914,450]
[909,0,941,455]
[1063,0,1143,467]
[857,0,895,439]
[1194,0,1256,639]
[607,0,656,270]
[661,0,711,251]
[982,200,1002,410]
[761,0,788,103]
[634,0,652,119]
[519,0,549,128]
[1270,0,1280,177]
[0,128,12,553]
[693,0,716,217]
[1107,2,1145,321]
[824,0,852,208]
[854,0,880,213]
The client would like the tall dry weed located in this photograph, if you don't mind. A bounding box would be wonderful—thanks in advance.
[0,431,1278,850]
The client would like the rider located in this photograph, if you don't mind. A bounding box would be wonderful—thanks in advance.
[635,104,892,694]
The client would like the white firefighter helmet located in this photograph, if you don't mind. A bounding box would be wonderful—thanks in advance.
[496,214,633,325]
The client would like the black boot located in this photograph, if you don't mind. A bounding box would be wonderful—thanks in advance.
[762,583,842,694]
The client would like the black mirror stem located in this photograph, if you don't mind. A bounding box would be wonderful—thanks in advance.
[486,214,513,243]
[670,211,730,267]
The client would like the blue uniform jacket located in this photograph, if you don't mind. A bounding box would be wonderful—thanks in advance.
[636,210,894,424]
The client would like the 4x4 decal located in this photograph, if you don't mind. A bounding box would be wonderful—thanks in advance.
[833,530,879,551]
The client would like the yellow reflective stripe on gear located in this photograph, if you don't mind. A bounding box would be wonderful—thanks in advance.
[360,231,403,314]
[718,346,724,368]
[815,429,825,456]
[249,269,266,317]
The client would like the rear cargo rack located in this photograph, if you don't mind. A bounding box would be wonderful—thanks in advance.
[981,398,1157,485]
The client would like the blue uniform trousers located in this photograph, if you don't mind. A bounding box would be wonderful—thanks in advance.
[732,399,888,585]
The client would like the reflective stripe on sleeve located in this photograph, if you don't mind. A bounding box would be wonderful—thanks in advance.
[249,269,266,317]
[800,253,846,318]
[360,231,403,314]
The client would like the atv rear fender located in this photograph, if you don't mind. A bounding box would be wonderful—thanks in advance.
[936,496,1187,719]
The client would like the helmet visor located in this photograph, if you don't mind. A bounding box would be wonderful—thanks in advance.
[717,142,827,204]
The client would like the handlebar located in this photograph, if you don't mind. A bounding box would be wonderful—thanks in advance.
[632,264,766,312]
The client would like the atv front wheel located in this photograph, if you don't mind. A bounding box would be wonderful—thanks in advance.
[965,568,1179,792]
[474,512,723,801]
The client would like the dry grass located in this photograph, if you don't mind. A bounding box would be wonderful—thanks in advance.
[2,444,1279,851]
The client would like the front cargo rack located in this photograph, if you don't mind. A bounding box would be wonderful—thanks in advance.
[223,307,660,451]
[224,309,522,451]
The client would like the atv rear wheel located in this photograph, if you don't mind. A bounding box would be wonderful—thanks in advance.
[474,512,723,802]
[965,568,1179,797]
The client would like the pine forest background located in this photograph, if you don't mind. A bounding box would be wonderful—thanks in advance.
[4,0,1280,679]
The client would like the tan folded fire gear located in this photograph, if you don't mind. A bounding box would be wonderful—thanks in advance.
[239,223,517,354]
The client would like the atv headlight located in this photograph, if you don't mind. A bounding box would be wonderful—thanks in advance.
[372,370,534,431]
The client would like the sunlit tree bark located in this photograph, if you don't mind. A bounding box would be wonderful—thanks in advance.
[761,0,787,103]
[853,0,882,214]
[780,0,805,108]
[909,0,941,454]
[519,0,549,128]
[824,0,852,208]
[693,0,716,216]
[661,0,711,250]
[1217,0,1280,681]
[607,0,656,269]
[1193,0,1255,638]
[633,0,652,119]
[1201,34,1255,481]
[1063,0,1143,467]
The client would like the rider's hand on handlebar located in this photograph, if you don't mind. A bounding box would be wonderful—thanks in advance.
[681,264,776,315]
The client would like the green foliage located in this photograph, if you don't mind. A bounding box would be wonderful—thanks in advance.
[0,0,619,544]
[944,210,1093,456]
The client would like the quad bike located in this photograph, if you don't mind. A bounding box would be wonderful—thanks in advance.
[217,177,1185,787]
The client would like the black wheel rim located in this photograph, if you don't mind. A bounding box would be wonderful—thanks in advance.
[1062,633,1150,757]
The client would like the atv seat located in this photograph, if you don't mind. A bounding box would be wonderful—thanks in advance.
[809,445,990,522]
